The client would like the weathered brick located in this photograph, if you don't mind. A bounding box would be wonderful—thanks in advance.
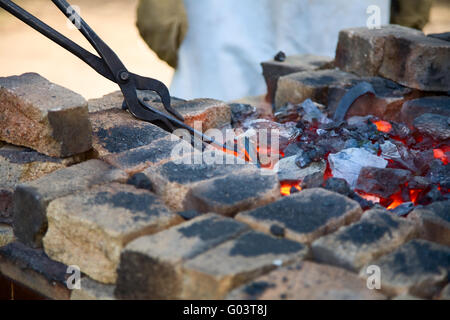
[227,261,386,300]
[0,224,14,247]
[0,242,70,300]
[312,209,417,272]
[180,231,308,299]
[408,200,450,246]
[236,188,362,244]
[89,90,230,131]
[143,153,257,211]
[184,169,280,216]
[0,73,92,157]
[13,159,128,248]
[89,108,171,157]
[172,99,232,131]
[0,144,87,223]
[400,96,450,126]
[115,214,250,299]
[103,135,193,175]
[335,25,450,92]
[261,54,332,103]
[359,239,450,298]
[70,276,115,300]
[43,183,181,284]
[274,69,414,119]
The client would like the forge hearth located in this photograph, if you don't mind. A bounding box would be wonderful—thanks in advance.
[1,24,449,300]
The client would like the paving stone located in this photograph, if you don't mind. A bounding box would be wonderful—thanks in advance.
[70,276,115,300]
[236,188,362,244]
[115,214,250,299]
[355,167,412,198]
[89,90,230,131]
[179,231,308,299]
[13,159,128,248]
[89,108,171,157]
[0,242,70,300]
[312,209,418,272]
[173,99,231,131]
[88,90,186,113]
[413,113,450,141]
[400,96,450,126]
[103,134,193,175]
[274,69,414,119]
[408,200,450,246]
[0,73,92,157]
[184,169,280,216]
[0,145,87,223]
[335,25,450,92]
[359,239,450,298]
[143,153,257,211]
[227,261,386,300]
[275,69,358,110]
[43,183,181,284]
[274,156,326,182]
[0,224,15,247]
[261,54,332,103]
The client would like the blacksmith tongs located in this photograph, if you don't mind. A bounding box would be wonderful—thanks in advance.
[0,0,223,148]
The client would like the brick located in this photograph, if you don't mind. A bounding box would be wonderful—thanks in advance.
[236,188,362,244]
[89,90,230,131]
[0,224,14,247]
[43,183,181,284]
[312,209,417,272]
[413,113,450,141]
[89,108,171,157]
[0,145,87,223]
[184,169,280,216]
[115,214,250,299]
[359,239,450,298]
[143,153,257,211]
[275,156,326,182]
[400,96,450,126]
[0,242,70,300]
[13,159,128,248]
[180,231,308,299]
[103,135,193,175]
[274,69,414,120]
[261,54,332,103]
[335,25,450,92]
[408,200,450,246]
[70,276,115,300]
[227,261,386,300]
[0,73,92,157]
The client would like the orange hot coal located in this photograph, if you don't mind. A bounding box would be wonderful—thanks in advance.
[280,181,301,196]
[434,148,449,165]
[373,120,392,133]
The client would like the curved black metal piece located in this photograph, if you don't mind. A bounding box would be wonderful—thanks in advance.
[333,82,376,122]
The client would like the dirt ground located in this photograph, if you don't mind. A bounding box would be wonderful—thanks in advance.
[0,0,173,100]
[0,0,449,100]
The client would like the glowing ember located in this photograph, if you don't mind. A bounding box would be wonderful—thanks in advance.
[434,148,449,165]
[357,192,380,203]
[409,189,422,205]
[386,191,404,210]
[280,181,301,196]
[373,120,392,133]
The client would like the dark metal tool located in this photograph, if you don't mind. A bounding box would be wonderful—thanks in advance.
[0,0,225,150]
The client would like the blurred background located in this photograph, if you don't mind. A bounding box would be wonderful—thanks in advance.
[0,0,448,100]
